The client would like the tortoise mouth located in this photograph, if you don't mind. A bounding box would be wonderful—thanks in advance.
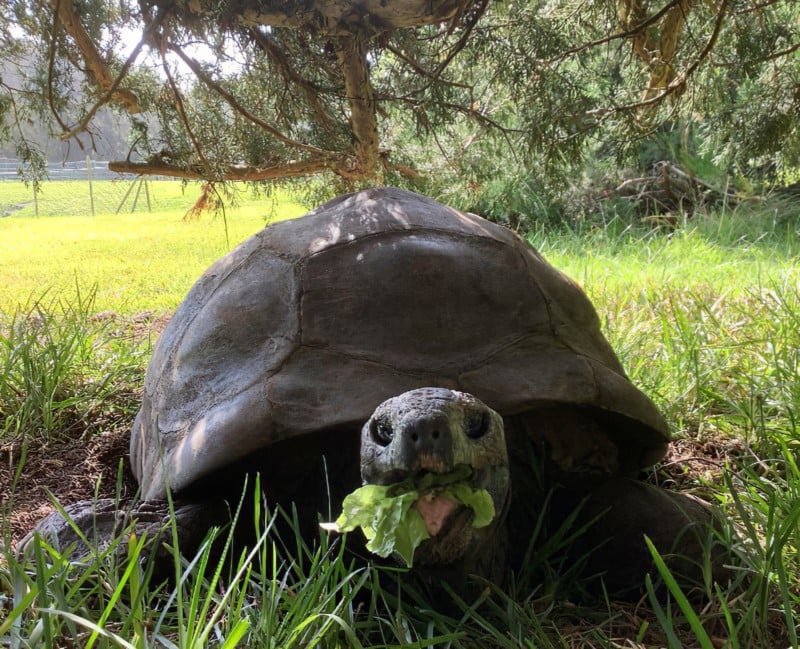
[391,464,495,534]
[412,503,478,566]
[413,493,471,537]
[366,462,507,567]
[378,463,485,491]
[412,490,457,535]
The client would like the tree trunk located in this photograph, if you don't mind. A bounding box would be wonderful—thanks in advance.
[338,34,379,180]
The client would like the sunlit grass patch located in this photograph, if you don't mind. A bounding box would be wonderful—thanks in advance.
[0,186,308,314]
[0,180,297,218]
[0,287,147,446]
[535,219,799,299]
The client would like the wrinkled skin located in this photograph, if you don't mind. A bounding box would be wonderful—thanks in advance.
[360,388,509,570]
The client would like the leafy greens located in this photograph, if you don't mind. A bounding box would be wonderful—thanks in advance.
[322,465,495,567]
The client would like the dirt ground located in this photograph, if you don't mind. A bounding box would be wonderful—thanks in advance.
[1,427,139,547]
[0,312,166,550]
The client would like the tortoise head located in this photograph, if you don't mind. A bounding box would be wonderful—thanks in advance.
[360,388,510,567]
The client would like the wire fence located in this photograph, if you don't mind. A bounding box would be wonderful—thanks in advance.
[0,157,125,182]
[0,157,202,217]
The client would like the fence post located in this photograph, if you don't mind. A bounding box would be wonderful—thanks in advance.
[144,178,152,212]
[87,155,96,216]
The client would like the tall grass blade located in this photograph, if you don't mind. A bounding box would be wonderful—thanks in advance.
[83,532,149,649]
[219,618,251,649]
[713,582,741,649]
[38,608,139,649]
[645,574,682,649]
[645,536,715,649]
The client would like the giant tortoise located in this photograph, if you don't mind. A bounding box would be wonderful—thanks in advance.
[30,187,725,596]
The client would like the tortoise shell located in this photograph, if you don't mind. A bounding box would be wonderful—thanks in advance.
[131,187,668,500]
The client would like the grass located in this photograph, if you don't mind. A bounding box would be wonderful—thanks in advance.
[1,188,799,647]
[0,182,308,314]
[529,207,800,430]
[0,179,300,218]
[0,288,145,444]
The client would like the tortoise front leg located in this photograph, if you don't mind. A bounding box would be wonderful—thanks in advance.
[20,497,232,571]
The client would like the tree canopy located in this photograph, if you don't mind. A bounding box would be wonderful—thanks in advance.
[2,0,799,195]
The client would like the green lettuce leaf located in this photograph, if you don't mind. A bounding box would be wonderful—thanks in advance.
[443,483,495,528]
[325,467,496,567]
[332,484,430,566]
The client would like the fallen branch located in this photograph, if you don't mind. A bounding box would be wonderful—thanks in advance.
[612,160,738,217]
[655,161,735,199]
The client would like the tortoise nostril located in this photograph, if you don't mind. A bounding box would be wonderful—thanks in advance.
[411,432,419,442]
[432,429,440,439]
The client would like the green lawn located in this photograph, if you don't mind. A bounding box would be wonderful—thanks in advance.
[531,210,800,436]
[0,182,308,314]
[0,179,287,217]
[537,210,800,296]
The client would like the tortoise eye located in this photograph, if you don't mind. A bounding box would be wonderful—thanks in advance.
[466,412,490,439]
[371,418,393,445]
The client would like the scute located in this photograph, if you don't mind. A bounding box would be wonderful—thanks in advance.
[300,231,543,369]
[131,186,669,501]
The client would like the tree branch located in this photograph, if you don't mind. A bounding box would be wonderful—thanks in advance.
[59,34,148,141]
[733,0,786,14]
[238,0,474,33]
[160,36,213,175]
[712,40,800,67]
[47,0,73,137]
[383,44,473,95]
[587,0,729,117]
[431,0,490,79]
[108,158,344,181]
[247,27,337,131]
[549,0,684,64]
[640,0,728,107]
[640,0,696,102]
[50,0,140,113]
[168,42,335,156]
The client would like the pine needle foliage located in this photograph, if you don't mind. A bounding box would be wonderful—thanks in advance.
[1,1,798,196]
